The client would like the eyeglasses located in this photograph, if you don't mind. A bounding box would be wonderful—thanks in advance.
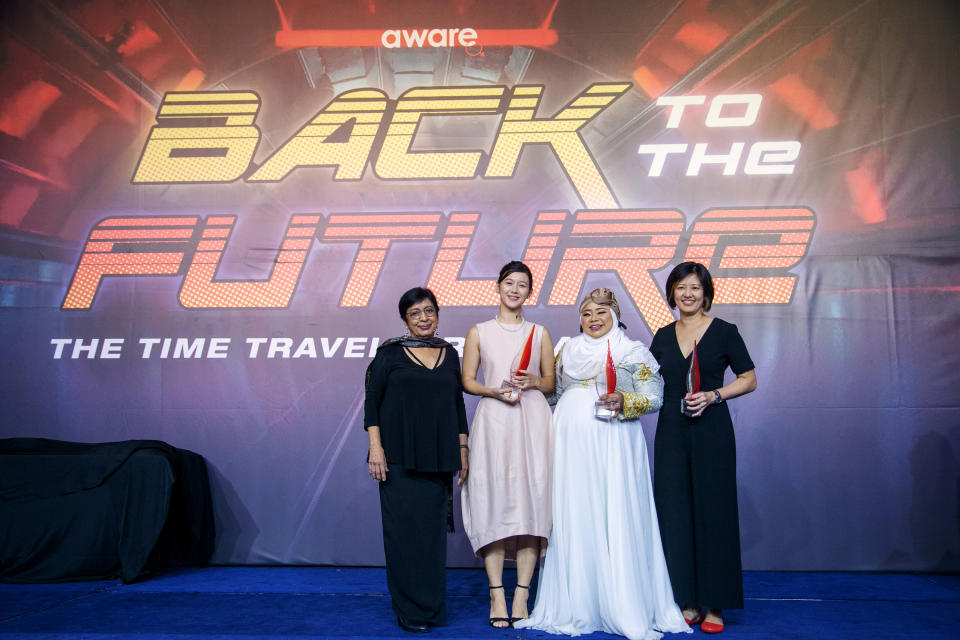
[406,307,437,320]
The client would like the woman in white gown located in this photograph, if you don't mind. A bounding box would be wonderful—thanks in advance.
[516,288,690,640]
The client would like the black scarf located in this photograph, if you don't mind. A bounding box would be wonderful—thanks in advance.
[364,335,452,388]
[377,335,452,351]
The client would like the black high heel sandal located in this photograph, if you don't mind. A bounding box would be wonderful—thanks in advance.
[488,585,511,629]
[396,615,429,633]
[510,583,530,624]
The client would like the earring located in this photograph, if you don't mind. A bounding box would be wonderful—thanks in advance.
[403,325,410,337]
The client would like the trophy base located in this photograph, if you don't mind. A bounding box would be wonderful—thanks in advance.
[501,380,521,403]
[680,398,697,418]
[594,402,617,420]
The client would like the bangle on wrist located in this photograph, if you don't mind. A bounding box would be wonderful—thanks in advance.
[713,390,723,404]
[460,444,469,449]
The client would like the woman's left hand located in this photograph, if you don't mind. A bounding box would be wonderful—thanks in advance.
[683,391,714,417]
[511,369,540,391]
[457,447,469,486]
[599,391,624,412]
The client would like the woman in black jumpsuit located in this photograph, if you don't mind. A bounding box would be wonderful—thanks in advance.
[365,287,469,633]
[650,263,757,634]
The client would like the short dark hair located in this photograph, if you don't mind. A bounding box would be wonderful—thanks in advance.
[665,262,714,311]
[398,287,439,319]
[497,261,533,288]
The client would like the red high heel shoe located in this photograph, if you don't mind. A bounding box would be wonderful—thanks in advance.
[684,610,704,625]
[700,618,724,633]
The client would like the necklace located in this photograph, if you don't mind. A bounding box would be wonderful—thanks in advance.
[494,315,525,332]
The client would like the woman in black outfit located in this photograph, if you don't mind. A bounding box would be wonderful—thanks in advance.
[365,287,469,634]
[649,263,757,634]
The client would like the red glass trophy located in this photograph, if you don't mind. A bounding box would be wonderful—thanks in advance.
[501,326,535,402]
[594,341,618,419]
[681,340,700,416]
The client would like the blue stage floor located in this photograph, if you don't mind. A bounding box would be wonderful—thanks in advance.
[1,568,957,639]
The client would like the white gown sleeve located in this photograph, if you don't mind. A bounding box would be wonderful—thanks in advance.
[615,343,664,420]
[545,346,564,406]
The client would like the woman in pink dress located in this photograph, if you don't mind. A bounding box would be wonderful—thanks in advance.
[461,261,555,629]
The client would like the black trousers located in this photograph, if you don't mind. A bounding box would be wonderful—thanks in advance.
[379,466,451,625]
[654,417,744,610]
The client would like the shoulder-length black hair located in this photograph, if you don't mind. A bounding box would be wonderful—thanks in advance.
[497,261,533,288]
[398,287,439,319]
[665,261,714,311]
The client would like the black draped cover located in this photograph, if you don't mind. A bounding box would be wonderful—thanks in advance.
[0,438,214,583]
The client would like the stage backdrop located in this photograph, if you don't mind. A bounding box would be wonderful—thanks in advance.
[1,0,958,571]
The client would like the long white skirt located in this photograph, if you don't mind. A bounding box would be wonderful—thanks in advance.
[515,386,690,640]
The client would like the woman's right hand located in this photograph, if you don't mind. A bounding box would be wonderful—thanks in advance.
[368,444,388,481]
[489,385,520,404]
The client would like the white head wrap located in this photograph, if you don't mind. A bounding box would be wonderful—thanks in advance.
[561,308,634,380]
